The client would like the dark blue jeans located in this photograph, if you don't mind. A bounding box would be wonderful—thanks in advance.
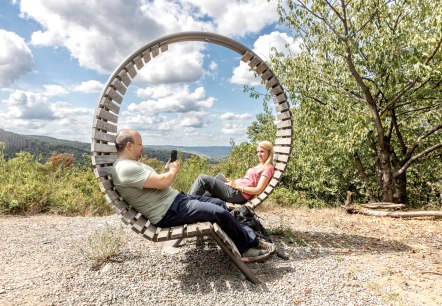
[155,193,258,254]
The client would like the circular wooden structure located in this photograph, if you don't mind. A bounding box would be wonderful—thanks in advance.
[91,31,292,209]
[90,31,292,283]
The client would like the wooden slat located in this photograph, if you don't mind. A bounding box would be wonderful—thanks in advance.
[249,56,262,68]
[151,45,160,57]
[255,62,268,74]
[125,62,137,78]
[258,193,269,201]
[261,70,274,81]
[105,87,123,104]
[142,50,151,63]
[276,129,292,137]
[264,188,273,198]
[212,223,241,258]
[274,154,289,163]
[275,162,287,171]
[171,226,184,239]
[95,108,118,124]
[274,93,287,103]
[156,228,170,241]
[266,77,279,88]
[269,178,279,187]
[111,78,127,95]
[112,199,128,214]
[92,142,117,153]
[103,189,119,202]
[99,97,120,114]
[93,166,113,177]
[271,85,283,96]
[91,154,116,165]
[134,55,144,70]
[277,120,292,129]
[143,221,157,240]
[273,170,283,180]
[277,111,291,121]
[249,197,262,207]
[98,178,113,191]
[241,51,254,62]
[249,57,261,68]
[133,216,148,233]
[276,102,290,113]
[160,44,168,52]
[125,208,138,222]
[197,222,212,235]
[118,70,131,87]
[92,130,116,143]
[275,137,292,145]
[92,118,117,133]
[274,146,291,154]
[186,223,198,236]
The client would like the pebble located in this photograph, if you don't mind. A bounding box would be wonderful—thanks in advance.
[0,214,417,306]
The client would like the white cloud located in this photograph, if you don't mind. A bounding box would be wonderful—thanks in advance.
[179,111,208,128]
[0,89,94,142]
[17,0,279,85]
[0,29,34,86]
[73,80,104,93]
[220,112,253,121]
[221,123,248,135]
[43,84,69,97]
[183,0,279,37]
[3,90,54,120]
[230,31,301,85]
[133,84,215,114]
[136,43,204,84]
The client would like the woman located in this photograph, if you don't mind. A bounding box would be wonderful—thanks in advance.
[188,141,275,204]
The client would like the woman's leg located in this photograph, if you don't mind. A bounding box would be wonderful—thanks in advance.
[156,194,257,254]
[188,174,246,203]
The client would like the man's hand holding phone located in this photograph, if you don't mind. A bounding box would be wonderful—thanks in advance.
[164,149,178,172]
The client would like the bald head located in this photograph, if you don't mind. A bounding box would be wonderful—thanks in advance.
[115,129,138,153]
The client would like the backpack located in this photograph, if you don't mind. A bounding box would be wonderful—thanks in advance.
[233,205,272,243]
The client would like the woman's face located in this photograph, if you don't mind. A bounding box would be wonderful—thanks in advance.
[256,145,269,164]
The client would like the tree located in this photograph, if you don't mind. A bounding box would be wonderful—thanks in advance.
[272,0,442,204]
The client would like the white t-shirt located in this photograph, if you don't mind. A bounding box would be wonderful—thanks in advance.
[112,158,179,224]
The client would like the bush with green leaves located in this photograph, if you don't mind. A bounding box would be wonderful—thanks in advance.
[0,147,111,215]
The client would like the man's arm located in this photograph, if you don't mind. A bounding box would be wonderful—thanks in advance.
[143,161,180,190]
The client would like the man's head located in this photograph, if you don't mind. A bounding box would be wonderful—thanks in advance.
[115,129,143,160]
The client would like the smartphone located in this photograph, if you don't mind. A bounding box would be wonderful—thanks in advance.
[170,150,177,162]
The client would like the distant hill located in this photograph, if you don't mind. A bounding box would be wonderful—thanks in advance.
[147,145,231,158]
[0,129,231,164]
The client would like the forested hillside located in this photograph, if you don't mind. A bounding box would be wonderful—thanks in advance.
[0,129,224,164]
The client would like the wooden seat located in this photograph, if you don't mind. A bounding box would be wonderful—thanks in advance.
[91,32,292,284]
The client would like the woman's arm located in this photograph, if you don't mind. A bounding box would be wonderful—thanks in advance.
[225,174,270,196]
[241,175,270,195]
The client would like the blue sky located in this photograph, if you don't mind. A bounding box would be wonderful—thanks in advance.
[0,0,299,146]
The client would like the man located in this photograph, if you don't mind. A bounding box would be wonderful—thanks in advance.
[111,129,275,262]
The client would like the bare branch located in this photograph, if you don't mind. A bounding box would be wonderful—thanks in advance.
[405,123,442,159]
[395,143,442,178]
[425,35,442,65]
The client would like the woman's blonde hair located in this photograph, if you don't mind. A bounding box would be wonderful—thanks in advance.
[257,140,274,172]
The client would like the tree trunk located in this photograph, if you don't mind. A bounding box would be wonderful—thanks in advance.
[379,137,394,202]
[394,172,408,204]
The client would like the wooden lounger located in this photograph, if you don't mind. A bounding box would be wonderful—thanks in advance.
[91,32,292,284]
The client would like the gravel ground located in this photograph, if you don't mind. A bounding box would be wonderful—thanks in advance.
[0,208,441,306]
